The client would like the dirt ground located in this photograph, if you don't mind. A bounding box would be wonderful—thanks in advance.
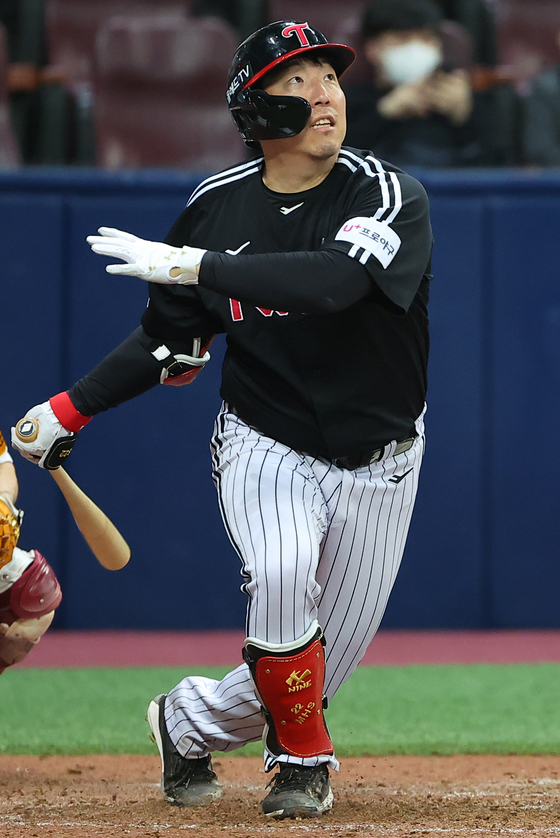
[1,754,560,837]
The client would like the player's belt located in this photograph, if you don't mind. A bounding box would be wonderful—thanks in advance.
[334,436,416,471]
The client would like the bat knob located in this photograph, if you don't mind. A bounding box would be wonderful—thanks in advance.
[15,417,39,443]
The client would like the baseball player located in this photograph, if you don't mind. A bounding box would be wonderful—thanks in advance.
[0,426,62,674]
[12,21,432,820]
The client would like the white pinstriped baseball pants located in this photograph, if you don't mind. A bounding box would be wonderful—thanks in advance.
[165,402,426,770]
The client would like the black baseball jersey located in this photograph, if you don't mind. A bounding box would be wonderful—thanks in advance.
[141,147,433,460]
[69,147,432,460]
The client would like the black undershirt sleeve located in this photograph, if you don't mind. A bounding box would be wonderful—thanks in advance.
[198,249,374,315]
[68,327,189,416]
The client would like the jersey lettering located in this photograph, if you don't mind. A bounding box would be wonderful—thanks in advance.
[256,308,289,317]
[282,23,311,47]
[229,300,289,322]
[230,299,244,321]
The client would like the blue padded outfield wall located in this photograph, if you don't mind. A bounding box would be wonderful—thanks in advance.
[2,166,560,630]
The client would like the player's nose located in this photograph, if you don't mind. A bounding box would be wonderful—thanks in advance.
[308,77,331,106]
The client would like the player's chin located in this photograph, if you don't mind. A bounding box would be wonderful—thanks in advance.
[307,136,343,161]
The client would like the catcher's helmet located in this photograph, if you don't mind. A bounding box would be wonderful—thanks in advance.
[226,21,355,147]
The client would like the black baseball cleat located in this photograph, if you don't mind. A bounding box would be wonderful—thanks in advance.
[146,693,222,806]
[261,763,333,819]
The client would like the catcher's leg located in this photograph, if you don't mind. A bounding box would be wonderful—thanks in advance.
[0,547,62,673]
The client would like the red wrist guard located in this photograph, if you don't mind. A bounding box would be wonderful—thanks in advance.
[49,392,92,432]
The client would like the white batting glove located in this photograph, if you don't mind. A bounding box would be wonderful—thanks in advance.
[86,227,206,285]
[11,402,75,469]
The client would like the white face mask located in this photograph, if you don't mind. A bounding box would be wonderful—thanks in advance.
[380,40,442,86]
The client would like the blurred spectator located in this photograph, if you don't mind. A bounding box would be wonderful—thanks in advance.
[432,0,497,67]
[0,0,49,163]
[343,0,485,168]
[522,28,560,167]
[0,1,19,59]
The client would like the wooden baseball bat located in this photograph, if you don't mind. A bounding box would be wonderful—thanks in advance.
[49,467,131,571]
[15,418,130,571]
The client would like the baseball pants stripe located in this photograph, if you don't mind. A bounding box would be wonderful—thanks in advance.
[165,403,425,768]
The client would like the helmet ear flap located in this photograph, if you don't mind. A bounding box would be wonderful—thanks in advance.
[230,89,312,144]
[229,109,260,150]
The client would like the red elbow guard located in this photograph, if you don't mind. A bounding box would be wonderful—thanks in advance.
[162,366,205,387]
[162,336,215,387]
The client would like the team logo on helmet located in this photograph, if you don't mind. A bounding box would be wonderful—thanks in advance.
[281,22,312,47]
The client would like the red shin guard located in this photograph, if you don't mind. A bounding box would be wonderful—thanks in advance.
[252,637,333,759]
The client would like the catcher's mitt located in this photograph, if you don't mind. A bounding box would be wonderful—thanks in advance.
[0,496,23,570]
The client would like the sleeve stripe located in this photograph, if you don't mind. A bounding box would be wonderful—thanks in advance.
[368,156,392,220]
[186,158,264,207]
[336,155,357,173]
[385,172,403,224]
[337,149,405,227]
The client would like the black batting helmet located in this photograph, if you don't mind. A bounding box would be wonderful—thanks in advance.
[226,21,355,147]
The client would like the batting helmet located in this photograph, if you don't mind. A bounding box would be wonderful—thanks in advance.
[226,21,356,147]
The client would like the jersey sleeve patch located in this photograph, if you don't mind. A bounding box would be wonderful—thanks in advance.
[334,217,401,269]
